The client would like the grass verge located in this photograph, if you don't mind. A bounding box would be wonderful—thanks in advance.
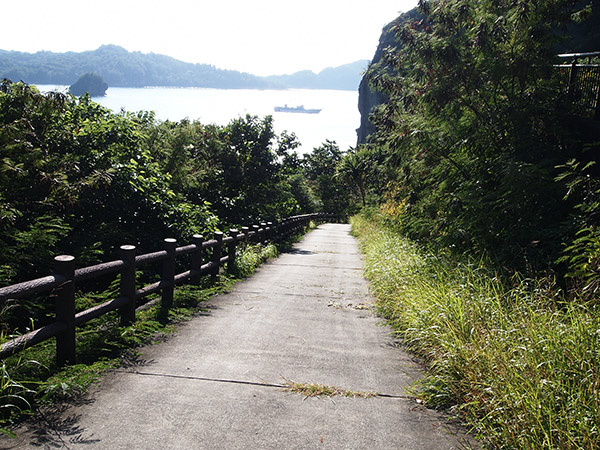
[351,213,599,450]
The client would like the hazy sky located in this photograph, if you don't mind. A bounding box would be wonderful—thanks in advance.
[2,0,418,76]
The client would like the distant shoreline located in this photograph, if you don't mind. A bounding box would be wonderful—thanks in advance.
[1,45,367,92]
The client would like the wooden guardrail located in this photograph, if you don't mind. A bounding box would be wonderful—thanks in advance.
[0,213,342,365]
[556,51,600,120]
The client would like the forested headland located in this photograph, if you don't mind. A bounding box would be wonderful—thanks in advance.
[353,0,600,288]
[0,45,367,90]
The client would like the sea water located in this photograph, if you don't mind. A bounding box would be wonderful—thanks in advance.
[36,85,360,154]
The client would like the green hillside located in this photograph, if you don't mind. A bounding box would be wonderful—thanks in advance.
[0,45,366,90]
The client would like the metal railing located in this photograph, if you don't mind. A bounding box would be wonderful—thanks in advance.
[0,213,342,365]
[556,51,600,120]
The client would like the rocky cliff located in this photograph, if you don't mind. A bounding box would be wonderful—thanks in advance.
[356,9,420,145]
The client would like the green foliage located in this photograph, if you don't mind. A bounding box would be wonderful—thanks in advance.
[233,243,278,278]
[353,213,600,449]
[360,0,595,275]
[1,359,34,437]
[335,145,387,208]
[556,153,600,297]
[302,140,351,214]
[0,78,350,349]
[0,81,213,284]
[145,114,317,224]
[39,360,119,404]
[0,81,340,336]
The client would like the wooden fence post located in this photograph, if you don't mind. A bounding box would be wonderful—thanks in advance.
[228,229,239,274]
[211,231,223,280]
[190,234,203,285]
[259,223,267,243]
[241,226,250,245]
[120,245,136,325]
[251,225,260,243]
[161,238,177,313]
[54,255,76,366]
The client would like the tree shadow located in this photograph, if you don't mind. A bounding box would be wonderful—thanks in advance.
[2,401,100,449]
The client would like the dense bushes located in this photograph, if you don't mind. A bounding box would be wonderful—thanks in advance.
[352,212,600,449]
[342,0,600,293]
[340,3,600,446]
[0,79,352,333]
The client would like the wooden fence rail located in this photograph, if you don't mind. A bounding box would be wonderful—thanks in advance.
[0,213,342,365]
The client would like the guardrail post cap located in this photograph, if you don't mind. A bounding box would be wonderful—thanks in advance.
[120,245,136,251]
[55,255,75,263]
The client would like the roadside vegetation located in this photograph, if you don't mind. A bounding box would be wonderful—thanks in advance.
[2,0,600,445]
[0,79,352,434]
[0,79,354,334]
[339,1,599,449]
[352,212,599,449]
[342,0,599,289]
[0,241,282,436]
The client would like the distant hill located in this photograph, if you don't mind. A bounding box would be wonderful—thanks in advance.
[0,45,366,91]
[265,60,369,91]
[0,45,269,89]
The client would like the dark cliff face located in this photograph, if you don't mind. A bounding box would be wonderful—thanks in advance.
[356,9,420,146]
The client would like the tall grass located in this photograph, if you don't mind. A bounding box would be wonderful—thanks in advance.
[233,243,278,278]
[352,213,600,450]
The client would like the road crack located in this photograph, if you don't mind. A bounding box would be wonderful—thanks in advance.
[118,370,410,400]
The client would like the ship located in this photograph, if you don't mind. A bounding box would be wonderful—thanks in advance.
[274,104,321,114]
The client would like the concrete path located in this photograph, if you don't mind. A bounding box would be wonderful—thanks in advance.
[2,224,470,449]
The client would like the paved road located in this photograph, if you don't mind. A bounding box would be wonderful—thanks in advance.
[2,224,470,449]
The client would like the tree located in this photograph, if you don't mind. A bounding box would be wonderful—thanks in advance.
[363,0,588,271]
[336,147,370,207]
[0,81,217,287]
[302,141,350,213]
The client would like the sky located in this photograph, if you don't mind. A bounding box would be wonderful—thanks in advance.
[2,0,419,76]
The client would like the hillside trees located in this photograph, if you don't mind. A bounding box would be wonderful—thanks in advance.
[0,79,355,340]
[0,80,347,292]
[358,0,593,274]
[303,140,352,213]
[0,81,216,286]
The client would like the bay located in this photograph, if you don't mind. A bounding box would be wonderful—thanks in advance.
[36,85,360,154]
